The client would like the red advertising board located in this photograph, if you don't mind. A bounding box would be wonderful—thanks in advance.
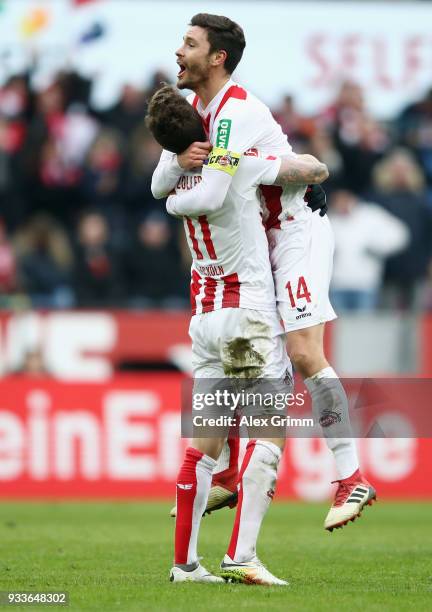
[1,311,432,379]
[0,375,430,500]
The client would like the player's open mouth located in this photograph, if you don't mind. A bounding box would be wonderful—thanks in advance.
[177,63,186,78]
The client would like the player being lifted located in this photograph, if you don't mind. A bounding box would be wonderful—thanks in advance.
[163,12,376,534]
[148,84,329,585]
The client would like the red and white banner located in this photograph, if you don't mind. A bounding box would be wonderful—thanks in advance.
[0,375,430,500]
[1,310,432,379]
[0,311,191,379]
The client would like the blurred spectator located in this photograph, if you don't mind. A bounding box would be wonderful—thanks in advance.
[321,81,390,193]
[329,190,409,311]
[125,211,188,309]
[308,127,344,192]
[0,66,432,312]
[125,125,162,214]
[272,95,316,151]
[23,78,90,223]
[147,70,173,99]
[396,87,432,204]
[73,210,124,306]
[0,219,17,299]
[81,129,125,227]
[370,149,432,310]
[0,77,30,227]
[98,84,147,136]
[14,214,74,308]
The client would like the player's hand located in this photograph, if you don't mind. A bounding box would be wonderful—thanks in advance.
[304,184,328,217]
[177,141,212,170]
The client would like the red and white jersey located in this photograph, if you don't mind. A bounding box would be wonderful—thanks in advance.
[188,79,309,230]
[175,156,281,317]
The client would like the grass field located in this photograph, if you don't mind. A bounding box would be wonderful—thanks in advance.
[0,501,431,611]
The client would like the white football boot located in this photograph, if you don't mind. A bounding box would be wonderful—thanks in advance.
[170,485,238,518]
[220,554,288,586]
[325,469,377,532]
[170,563,224,584]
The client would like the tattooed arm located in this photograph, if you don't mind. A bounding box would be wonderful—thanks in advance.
[274,153,329,186]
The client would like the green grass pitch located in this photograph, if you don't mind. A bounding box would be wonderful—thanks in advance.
[0,501,431,611]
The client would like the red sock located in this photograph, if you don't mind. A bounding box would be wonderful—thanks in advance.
[175,447,216,566]
[212,436,240,491]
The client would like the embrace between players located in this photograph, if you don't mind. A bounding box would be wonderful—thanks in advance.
[147,13,376,586]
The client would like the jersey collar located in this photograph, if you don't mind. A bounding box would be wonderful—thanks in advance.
[196,79,235,116]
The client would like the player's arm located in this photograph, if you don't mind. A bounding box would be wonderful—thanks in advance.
[151,142,211,199]
[273,153,329,186]
[151,149,184,199]
[166,148,240,217]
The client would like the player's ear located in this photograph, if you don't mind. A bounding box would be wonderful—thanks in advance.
[211,49,227,69]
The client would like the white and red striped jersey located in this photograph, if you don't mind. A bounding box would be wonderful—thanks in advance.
[188,79,309,229]
[176,156,280,316]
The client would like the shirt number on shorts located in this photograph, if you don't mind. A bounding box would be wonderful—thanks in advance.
[286,276,311,308]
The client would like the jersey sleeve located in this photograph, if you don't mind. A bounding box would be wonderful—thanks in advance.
[166,148,241,217]
[243,156,282,186]
[151,148,183,199]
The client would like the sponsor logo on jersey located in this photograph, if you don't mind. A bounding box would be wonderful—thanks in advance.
[319,408,342,428]
[207,146,240,176]
[296,311,312,320]
[295,304,312,320]
[177,483,194,490]
[216,119,232,148]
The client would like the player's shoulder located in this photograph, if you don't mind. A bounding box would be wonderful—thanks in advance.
[220,83,270,119]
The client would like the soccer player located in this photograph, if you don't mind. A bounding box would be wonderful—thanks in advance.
[163,13,376,534]
[148,86,328,585]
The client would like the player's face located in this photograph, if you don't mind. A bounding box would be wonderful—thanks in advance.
[176,26,212,90]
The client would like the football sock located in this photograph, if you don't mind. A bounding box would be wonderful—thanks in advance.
[212,436,240,489]
[174,447,216,566]
[304,366,359,480]
[227,440,281,562]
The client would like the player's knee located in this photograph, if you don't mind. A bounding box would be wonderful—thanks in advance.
[287,335,325,376]
[192,437,225,460]
[289,349,312,374]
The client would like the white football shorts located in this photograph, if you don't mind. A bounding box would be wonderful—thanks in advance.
[189,307,290,379]
[268,208,337,333]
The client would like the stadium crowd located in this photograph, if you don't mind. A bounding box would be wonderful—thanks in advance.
[0,69,431,311]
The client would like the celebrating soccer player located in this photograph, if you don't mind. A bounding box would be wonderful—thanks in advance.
[149,12,376,585]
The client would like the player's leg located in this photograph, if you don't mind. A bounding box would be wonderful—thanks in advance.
[171,314,226,583]
[287,322,359,481]
[207,433,239,513]
[221,437,288,586]
[170,427,239,518]
[219,310,289,585]
[171,437,226,583]
[273,212,376,530]
[287,322,376,530]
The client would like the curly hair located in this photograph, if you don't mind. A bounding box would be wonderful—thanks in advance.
[145,85,206,154]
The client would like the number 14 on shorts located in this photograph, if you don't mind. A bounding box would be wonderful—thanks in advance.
[286,276,311,308]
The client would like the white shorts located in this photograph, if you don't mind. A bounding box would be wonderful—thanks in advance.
[189,307,290,379]
[268,209,337,333]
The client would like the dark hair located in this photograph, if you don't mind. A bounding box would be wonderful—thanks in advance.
[145,85,206,154]
[190,13,245,74]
